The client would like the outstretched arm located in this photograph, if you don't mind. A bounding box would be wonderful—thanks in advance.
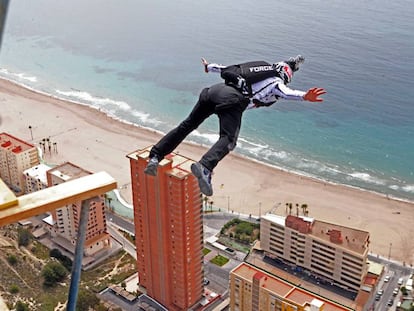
[303,87,326,102]
[201,58,209,73]
[201,57,226,73]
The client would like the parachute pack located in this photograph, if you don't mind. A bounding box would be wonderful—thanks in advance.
[220,61,279,96]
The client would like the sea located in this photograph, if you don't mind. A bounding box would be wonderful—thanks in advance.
[1,0,413,202]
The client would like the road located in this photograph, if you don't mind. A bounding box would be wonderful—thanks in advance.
[104,211,414,311]
[106,211,135,235]
[107,223,136,260]
[366,254,413,311]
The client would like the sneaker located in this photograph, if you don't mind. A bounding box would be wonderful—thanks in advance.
[287,55,305,72]
[144,156,159,176]
[191,162,213,196]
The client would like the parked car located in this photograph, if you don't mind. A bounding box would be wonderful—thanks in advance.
[375,294,381,301]
[398,277,404,285]
[393,287,399,296]
[377,289,384,296]
[387,298,394,306]
[384,275,390,282]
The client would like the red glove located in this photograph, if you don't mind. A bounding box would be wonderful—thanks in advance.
[303,87,326,102]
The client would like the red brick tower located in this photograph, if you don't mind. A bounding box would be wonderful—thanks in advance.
[127,148,204,311]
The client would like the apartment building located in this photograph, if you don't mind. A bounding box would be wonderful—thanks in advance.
[260,214,370,293]
[0,132,39,194]
[46,162,111,256]
[23,163,53,193]
[230,262,354,311]
[127,148,204,311]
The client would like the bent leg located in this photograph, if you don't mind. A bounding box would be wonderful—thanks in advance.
[200,108,243,171]
[150,88,213,159]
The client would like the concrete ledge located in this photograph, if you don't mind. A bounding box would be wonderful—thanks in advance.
[0,171,117,226]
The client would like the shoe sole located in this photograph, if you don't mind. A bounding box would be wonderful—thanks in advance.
[144,164,157,176]
[191,163,213,196]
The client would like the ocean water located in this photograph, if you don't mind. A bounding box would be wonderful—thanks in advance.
[1,0,414,201]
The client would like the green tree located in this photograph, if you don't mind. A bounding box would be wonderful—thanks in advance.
[9,284,19,294]
[15,301,29,311]
[7,254,18,265]
[18,228,32,247]
[236,222,253,236]
[50,248,72,271]
[76,288,100,311]
[42,261,68,287]
[50,248,62,258]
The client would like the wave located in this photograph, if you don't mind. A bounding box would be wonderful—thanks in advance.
[347,172,387,186]
[55,89,163,127]
[56,89,131,111]
[390,184,414,194]
[190,130,219,145]
[0,68,37,83]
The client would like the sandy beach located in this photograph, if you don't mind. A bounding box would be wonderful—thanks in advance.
[1,78,413,264]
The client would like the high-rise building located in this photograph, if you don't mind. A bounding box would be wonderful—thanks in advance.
[46,162,111,256]
[260,214,370,292]
[230,262,354,311]
[23,163,53,193]
[127,148,204,311]
[0,132,40,194]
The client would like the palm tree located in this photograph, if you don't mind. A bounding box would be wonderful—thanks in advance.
[107,197,113,210]
[288,203,292,215]
[39,141,45,153]
[301,204,308,216]
[209,200,214,212]
[41,138,46,153]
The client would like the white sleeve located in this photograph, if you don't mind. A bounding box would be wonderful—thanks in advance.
[274,83,306,100]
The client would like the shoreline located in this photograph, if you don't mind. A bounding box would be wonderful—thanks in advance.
[2,75,413,206]
[1,77,414,264]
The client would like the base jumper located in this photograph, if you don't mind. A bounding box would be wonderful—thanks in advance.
[144,55,326,196]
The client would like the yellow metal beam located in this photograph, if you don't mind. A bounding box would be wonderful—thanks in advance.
[0,178,18,210]
[0,171,117,226]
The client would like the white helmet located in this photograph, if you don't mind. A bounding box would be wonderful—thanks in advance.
[274,61,294,84]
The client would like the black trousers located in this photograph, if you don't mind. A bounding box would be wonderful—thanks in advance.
[149,83,249,172]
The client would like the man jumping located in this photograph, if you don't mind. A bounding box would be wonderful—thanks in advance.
[144,55,326,196]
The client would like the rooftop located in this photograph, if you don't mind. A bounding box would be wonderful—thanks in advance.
[0,132,35,153]
[232,263,353,310]
[262,214,369,255]
[312,220,369,255]
[47,162,91,182]
[24,163,53,185]
[128,146,195,178]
